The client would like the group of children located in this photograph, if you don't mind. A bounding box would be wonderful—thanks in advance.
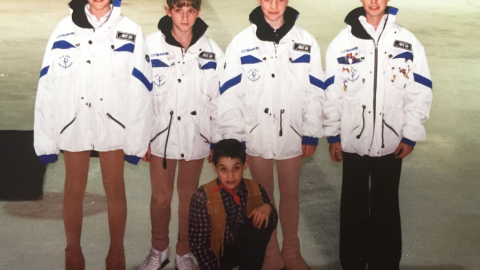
[33,0,433,270]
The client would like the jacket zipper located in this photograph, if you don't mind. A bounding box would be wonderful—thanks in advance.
[107,113,126,129]
[369,18,389,151]
[356,105,367,139]
[163,110,174,169]
[60,116,77,134]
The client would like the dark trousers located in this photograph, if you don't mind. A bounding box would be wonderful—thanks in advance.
[340,152,402,270]
[219,217,277,270]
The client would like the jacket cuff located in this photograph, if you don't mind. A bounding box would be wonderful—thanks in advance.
[327,135,341,144]
[302,136,319,146]
[39,154,58,164]
[401,137,416,147]
[210,143,216,150]
[124,155,141,165]
[241,141,247,149]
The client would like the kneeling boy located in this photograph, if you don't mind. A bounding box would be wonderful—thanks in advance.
[189,139,278,270]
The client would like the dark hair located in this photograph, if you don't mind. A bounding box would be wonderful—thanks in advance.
[212,139,246,166]
[166,0,201,10]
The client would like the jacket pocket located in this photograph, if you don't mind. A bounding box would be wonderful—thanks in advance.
[60,116,76,134]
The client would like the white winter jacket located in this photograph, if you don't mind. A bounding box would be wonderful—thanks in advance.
[34,0,153,164]
[146,16,223,161]
[219,7,325,160]
[324,7,433,157]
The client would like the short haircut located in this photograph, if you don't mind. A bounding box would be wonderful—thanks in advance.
[166,0,201,10]
[212,139,246,166]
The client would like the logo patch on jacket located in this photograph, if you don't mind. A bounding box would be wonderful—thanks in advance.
[153,74,166,87]
[58,55,73,69]
[248,69,261,82]
[199,51,216,61]
[116,31,136,43]
[393,40,412,51]
[293,43,311,53]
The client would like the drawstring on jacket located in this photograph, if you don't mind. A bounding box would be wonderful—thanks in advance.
[163,111,174,169]
[279,109,285,137]
[356,105,367,139]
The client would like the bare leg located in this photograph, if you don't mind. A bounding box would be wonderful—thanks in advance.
[63,151,90,270]
[99,150,126,270]
[247,155,283,270]
[176,158,204,255]
[150,156,177,252]
[277,156,310,270]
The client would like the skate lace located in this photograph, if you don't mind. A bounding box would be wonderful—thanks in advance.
[176,253,195,270]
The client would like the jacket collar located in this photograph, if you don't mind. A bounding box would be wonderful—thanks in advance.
[249,6,299,43]
[158,15,208,49]
[344,6,398,40]
[69,0,118,29]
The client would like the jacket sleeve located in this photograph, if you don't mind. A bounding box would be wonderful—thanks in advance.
[218,40,246,145]
[301,37,325,145]
[402,38,433,145]
[122,24,153,164]
[33,22,63,164]
[323,36,343,144]
[208,40,225,149]
[189,188,220,270]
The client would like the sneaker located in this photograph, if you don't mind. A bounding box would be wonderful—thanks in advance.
[175,253,195,270]
[138,247,170,270]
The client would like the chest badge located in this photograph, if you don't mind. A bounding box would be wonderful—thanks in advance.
[248,69,261,82]
[293,43,311,53]
[58,55,73,69]
[116,31,136,43]
[153,74,166,87]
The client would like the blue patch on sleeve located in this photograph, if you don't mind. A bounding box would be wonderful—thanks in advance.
[324,76,335,89]
[413,73,433,89]
[132,68,153,92]
[309,75,326,90]
[291,54,311,64]
[114,43,135,53]
[201,61,217,70]
[52,40,75,50]
[220,74,242,95]
[113,0,122,7]
[39,66,50,79]
[240,55,262,65]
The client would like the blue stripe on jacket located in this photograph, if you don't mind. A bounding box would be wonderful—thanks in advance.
[132,68,153,92]
[220,74,242,95]
[52,40,75,50]
[241,55,262,65]
[39,66,50,79]
[309,75,326,90]
[413,73,433,89]
[201,61,217,70]
[114,43,135,53]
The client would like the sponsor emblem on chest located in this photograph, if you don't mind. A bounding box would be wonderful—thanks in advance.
[116,31,136,43]
[58,55,73,69]
[393,40,412,51]
[248,69,261,82]
[199,51,216,61]
[293,43,311,53]
[153,74,166,87]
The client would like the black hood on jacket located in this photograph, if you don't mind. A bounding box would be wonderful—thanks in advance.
[344,6,393,40]
[249,6,299,43]
[158,15,208,49]
[69,0,114,29]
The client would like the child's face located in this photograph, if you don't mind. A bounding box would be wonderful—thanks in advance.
[212,157,248,191]
[360,0,390,20]
[165,5,201,33]
[88,0,111,15]
[259,0,289,27]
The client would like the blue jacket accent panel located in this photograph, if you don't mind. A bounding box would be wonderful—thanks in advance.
[220,74,242,95]
[201,61,217,70]
[291,54,311,64]
[240,55,262,65]
[309,75,325,90]
[413,73,433,89]
[39,66,50,79]
[52,40,75,50]
[114,43,135,53]
[133,68,153,92]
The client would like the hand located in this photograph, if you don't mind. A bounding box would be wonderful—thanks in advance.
[248,204,272,229]
[142,145,151,162]
[207,150,213,163]
[394,142,414,159]
[329,142,342,162]
[302,144,317,158]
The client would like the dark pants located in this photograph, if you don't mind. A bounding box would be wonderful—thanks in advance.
[219,216,277,270]
[340,152,402,270]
